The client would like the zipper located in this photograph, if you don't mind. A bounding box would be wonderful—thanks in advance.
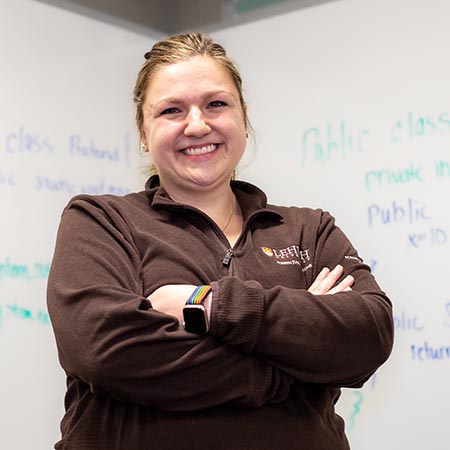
[221,211,277,267]
[222,248,233,266]
[169,205,236,268]
[164,203,278,270]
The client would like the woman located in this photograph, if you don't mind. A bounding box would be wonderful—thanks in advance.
[47,33,394,450]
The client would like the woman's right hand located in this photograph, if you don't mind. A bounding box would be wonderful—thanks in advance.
[308,264,354,295]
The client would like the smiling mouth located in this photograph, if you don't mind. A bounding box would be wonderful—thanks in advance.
[181,144,219,156]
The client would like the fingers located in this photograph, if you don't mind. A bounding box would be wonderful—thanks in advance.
[308,265,354,295]
[307,267,331,294]
[308,264,342,294]
[326,274,354,295]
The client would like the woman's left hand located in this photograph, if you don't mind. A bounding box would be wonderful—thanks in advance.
[147,284,197,324]
[308,265,354,295]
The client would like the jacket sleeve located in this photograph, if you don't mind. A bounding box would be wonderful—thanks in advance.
[209,210,394,388]
[46,196,292,412]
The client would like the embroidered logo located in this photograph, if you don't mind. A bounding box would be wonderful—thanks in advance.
[261,247,274,257]
[260,245,312,272]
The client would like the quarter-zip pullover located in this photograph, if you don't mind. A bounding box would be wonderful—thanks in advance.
[47,175,394,450]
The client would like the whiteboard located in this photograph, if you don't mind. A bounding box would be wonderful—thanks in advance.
[0,1,158,448]
[213,1,450,449]
[2,1,449,449]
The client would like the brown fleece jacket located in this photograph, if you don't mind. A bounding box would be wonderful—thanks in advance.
[47,175,393,450]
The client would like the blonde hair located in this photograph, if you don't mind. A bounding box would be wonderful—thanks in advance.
[133,32,250,134]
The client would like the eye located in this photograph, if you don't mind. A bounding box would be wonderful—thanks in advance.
[208,100,227,108]
[160,107,180,116]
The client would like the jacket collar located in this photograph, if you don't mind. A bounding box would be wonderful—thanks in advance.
[144,175,283,222]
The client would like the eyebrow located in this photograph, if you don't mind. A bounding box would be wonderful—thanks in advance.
[149,89,237,110]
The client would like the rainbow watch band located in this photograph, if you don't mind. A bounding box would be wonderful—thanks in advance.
[186,285,211,305]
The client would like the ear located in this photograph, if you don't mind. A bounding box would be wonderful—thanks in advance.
[140,131,148,152]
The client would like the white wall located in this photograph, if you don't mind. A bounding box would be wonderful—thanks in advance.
[213,1,450,449]
[0,1,159,448]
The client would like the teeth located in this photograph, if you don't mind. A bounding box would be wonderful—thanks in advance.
[183,144,217,155]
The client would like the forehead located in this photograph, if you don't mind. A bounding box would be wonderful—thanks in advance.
[145,56,238,102]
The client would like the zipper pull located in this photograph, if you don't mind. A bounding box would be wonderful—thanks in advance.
[222,249,233,266]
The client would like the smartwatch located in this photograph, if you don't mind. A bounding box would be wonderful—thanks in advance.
[183,285,211,335]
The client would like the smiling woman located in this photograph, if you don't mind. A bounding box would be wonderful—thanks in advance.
[47,32,394,450]
[139,55,247,204]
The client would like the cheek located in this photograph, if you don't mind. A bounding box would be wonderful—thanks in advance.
[146,123,178,151]
[230,119,248,149]
[220,113,247,137]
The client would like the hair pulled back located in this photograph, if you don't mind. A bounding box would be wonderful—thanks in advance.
[133,32,249,132]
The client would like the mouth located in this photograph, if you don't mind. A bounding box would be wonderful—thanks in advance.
[180,144,219,156]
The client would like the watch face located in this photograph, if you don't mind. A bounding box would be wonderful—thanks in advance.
[183,305,209,334]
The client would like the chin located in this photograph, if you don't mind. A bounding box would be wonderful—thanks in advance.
[189,172,229,189]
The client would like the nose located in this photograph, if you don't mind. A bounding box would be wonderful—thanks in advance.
[184,107,211,137]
